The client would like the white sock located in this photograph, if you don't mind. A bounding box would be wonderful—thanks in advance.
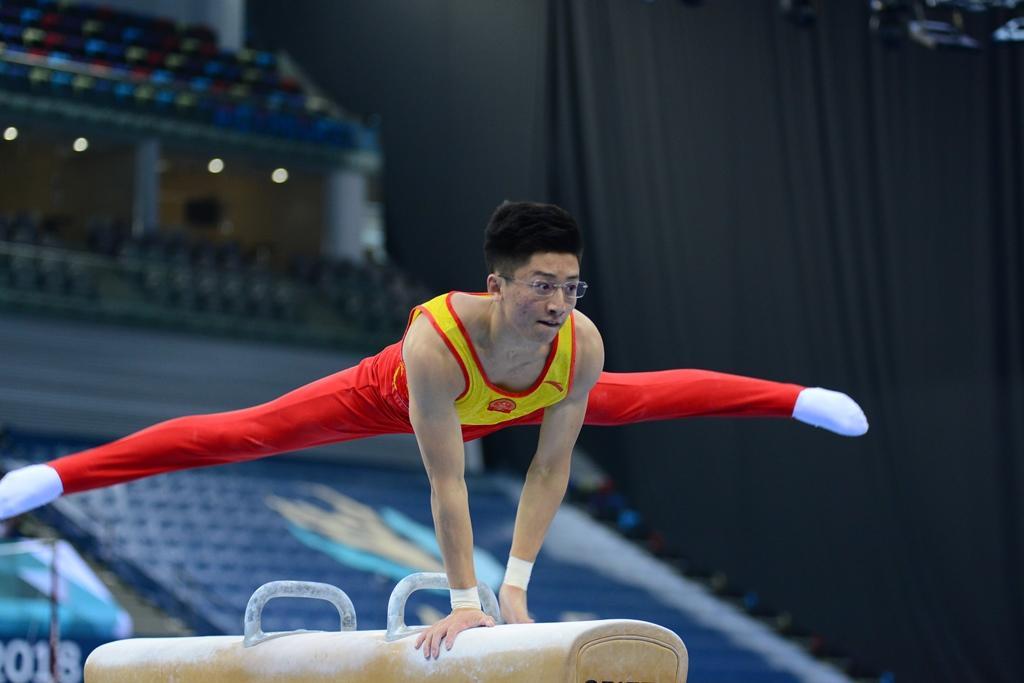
[792,387,869,436]
[0,465,64,519]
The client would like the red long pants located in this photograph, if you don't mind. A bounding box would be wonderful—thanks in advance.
[49,341,802,494]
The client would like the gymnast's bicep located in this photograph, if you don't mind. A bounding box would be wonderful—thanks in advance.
[403,317,466,479]
[569,310,605,399]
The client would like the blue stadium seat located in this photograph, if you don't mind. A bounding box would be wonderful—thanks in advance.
[0,0,356,144]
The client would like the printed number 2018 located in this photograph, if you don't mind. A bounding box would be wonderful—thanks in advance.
[0,640,82,683]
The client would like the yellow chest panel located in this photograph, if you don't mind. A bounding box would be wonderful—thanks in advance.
[410,293,576,426]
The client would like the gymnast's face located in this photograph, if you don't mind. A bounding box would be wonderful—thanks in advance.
[488,252,580,344]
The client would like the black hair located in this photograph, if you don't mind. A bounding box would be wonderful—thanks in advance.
[483,201,583,274]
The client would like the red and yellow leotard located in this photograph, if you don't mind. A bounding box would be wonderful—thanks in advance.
[48,292,803,494]
[393,293,576,425]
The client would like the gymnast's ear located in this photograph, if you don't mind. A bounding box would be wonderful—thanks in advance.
[486,273,504,298]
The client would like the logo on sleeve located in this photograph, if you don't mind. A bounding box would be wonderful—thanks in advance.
[487,398,517,413]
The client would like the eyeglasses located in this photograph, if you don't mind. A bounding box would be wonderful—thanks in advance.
[499,275,589,300]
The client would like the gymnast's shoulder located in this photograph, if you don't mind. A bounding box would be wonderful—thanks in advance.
[401,313,464,400]
[570,310,604,396]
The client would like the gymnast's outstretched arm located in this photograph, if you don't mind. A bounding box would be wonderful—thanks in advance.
[499,313,605,627]
[405,313,497,657]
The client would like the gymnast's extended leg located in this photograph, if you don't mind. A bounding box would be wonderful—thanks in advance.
[0,353,409,516]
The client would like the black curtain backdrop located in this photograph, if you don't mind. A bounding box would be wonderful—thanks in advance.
[249,0,549,290]
[249,2,1023,680]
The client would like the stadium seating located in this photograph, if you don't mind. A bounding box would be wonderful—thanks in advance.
[0,0,374,148]
[113,232,297,322]
[0,212,427,347]
[289,254,428,335]
[0,213,100,301]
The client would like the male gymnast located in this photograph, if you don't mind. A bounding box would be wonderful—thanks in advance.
[0,201,867,658]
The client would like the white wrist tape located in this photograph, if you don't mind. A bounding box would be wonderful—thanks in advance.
[449,587,481,611]
[503,556,534,590]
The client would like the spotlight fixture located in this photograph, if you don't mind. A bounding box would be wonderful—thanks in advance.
[901,0,982,50]
[931,0,1017,10]
[207,158,224,174]
[72,137,89,152]
[993,16,1024,41]
[871,0,1023,48]
[780,0,817,26]
[2,126,16,141]
[908,17,982,49]
[271,168,289,184]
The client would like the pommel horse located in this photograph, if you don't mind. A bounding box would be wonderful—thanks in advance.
[85,573,689,682]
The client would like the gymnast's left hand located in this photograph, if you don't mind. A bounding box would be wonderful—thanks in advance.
[499,583,534,624]
[414,608,496,659]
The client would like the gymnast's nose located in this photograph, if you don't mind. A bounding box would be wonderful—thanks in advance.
[547,290,570,315]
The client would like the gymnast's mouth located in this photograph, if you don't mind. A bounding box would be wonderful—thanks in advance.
[538,319,561,328]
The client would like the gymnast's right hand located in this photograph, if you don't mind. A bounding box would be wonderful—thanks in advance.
[0,464,64,519]
[414,607,496,660]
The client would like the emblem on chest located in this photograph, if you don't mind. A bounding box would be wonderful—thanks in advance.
[487,398,517,413]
